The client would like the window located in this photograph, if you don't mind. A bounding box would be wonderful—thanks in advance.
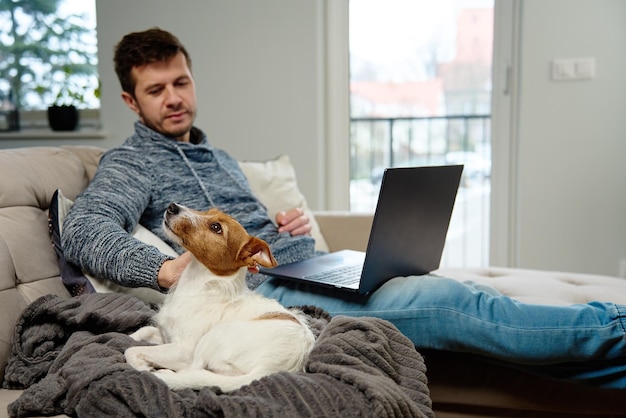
[0,0,99,121]
[349,0,494,267]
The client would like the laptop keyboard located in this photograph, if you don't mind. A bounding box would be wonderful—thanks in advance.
[304,264,362,286]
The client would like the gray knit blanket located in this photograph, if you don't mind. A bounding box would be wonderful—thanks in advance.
[3,293,432,418]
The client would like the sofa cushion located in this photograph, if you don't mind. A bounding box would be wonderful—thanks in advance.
[239,154,329,252]
[61,145,105,182]
[435,266,626,305]
[0,147,86,382]
[0,147,90,207]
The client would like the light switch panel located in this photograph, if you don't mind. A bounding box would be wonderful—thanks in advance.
[551,57,596,81]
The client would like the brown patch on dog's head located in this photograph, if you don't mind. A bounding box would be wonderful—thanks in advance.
[163,203,277,276]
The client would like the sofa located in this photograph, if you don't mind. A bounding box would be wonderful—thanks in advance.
[0,146,625,417]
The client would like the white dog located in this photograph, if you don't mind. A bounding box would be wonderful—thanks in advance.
[124,203,315,392]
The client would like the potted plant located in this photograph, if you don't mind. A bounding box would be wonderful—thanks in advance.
[44,66,100,131]
[47,104,79,132]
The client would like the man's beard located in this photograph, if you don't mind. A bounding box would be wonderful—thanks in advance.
[140,110,195,139]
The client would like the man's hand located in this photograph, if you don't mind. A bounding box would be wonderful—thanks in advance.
[157,252,192,289]
[276,207,311,236]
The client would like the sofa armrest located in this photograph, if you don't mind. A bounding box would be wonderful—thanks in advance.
[312,211,373,252]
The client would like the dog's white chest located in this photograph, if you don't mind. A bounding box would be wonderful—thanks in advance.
[156,288,225,344]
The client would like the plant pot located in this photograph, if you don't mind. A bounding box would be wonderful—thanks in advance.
[47,105,79,131]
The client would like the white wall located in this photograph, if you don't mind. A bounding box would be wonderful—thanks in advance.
[512,0,626,276]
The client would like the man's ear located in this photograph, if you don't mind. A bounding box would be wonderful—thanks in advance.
[121,91,140,116]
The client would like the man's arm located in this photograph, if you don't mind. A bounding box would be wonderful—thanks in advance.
[62,149,172,290]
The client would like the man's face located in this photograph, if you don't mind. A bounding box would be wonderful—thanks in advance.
[122,52,197,142]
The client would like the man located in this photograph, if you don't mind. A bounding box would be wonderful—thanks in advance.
[63,27,316,291]
[63,28,626,388]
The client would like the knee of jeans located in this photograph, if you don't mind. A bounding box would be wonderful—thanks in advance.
[462,280,503,296]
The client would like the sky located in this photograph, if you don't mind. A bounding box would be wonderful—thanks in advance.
[59,0,96,28]
[349,0,493,82]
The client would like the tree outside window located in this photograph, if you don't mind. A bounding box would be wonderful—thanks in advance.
[0,0,99,111]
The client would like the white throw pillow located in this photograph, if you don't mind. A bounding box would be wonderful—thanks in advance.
[239,154,329,252]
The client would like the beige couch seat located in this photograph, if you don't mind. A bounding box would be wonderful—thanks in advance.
[1,146,625,417]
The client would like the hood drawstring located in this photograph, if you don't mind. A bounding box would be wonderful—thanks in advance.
[174,144,216,208]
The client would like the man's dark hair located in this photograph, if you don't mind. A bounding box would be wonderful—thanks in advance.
[114,28,192,96]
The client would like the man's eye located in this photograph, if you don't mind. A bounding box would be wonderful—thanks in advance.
[210,223,223,234]
[177,76,191,85]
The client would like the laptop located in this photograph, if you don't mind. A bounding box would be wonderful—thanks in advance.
[260,165,463,294]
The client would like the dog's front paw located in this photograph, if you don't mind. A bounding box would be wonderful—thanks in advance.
[125,346,155,371]
[129,326,164,344]
[153,368,176,378]
[152,369,186,389]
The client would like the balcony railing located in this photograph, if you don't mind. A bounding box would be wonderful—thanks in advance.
[349,114,491,267]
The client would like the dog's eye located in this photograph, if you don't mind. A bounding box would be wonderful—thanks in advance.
[210,222,223,234]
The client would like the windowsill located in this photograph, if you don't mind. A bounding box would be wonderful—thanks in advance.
[0,128,108,140]
[0,109,105,140]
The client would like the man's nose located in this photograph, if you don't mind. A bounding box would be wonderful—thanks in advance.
[164,85,182,105]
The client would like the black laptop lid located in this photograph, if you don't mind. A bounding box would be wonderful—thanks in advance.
[358,165,463,293]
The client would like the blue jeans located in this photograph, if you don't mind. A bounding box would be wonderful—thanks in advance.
[256,274,626,388]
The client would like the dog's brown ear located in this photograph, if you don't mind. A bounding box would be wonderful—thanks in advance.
[239,236,278,268]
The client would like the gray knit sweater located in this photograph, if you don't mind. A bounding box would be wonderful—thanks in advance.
[62,122,316,290]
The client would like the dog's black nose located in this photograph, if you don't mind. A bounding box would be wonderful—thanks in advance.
[167,203,180,215]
